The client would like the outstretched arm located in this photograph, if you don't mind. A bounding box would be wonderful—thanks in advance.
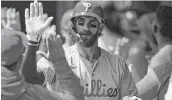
[22,0,53,84]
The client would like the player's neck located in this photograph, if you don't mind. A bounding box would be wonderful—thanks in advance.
[77,42,101,63]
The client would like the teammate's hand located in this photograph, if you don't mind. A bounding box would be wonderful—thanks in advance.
[37,25,66,63]
[123,96,130,100]
[25,0,53,41]
[2,7,21,31]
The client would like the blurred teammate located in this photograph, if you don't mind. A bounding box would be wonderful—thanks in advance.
[1,0,65,99]
[1,7,21,31]
[136,5,172,100]
[127,12,158,83]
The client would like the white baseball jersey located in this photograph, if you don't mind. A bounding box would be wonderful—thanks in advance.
[37,57,62,92]
[65,44,138,100]
[37,44,138,100]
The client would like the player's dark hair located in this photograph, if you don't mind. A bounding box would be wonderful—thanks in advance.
[156,5,172,40]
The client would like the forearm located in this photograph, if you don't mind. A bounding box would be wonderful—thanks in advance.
[136,67,159,95]
[22,40,40,84]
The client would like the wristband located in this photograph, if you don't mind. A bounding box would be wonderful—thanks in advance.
[27,40,39,46]
[27,42,39,46]
[26,34,41,42]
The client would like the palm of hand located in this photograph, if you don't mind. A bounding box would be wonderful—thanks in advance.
[9,21,21,31]
[48,37,65,62]
[26,17,44,35]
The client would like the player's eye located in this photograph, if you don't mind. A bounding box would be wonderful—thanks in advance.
[90,24,97,28]
[77,19,84,26]
[78,22,84,26]
[89,21,98,28]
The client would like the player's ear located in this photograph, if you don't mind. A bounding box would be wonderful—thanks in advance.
[153,20,158,33]
[98,24,104,34]
[68,20,77,32]
[152,17,161,34]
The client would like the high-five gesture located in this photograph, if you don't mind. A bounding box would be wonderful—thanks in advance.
[25,0,53,42]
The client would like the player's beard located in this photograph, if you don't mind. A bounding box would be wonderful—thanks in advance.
[78,30,99,47]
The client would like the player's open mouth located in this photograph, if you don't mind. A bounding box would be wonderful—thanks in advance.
[130,29,140,35]
[80,34,92,36]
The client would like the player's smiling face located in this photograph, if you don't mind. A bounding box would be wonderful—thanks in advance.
[75,16,100,47]
[75,16,100,36]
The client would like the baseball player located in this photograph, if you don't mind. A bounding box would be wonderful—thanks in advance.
[65,1,138,100]
[37,1,139,100]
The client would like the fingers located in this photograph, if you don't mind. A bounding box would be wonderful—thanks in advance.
[50,25,56,41]
[30,3,34,17]
[44,17,53,26]
[56,35,62,44]
[46,25,57,44]
[30,0,43,17]
[1,19,6,28]
[11,8,16,19]
[6,8,18,25]
[34,0,38,4]
[49,29,56,41]
[7,8,12,23]
[43,13,48,21]
[16,11,20,23]
[50,25,56,32]
[34,0,39,17]
[41,16,53,32]
[25,0,54,36]
[39,2,43,17]
[46,36,52,49]
[56,34,61,38]
[25,8,29,20]
[48,33,53,41]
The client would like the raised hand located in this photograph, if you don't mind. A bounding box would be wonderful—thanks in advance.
[25,0,53,41]
[1,7,21,31]
[37,25,65,63]
[1,7,8,29]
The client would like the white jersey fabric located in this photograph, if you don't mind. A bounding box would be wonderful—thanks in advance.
[37,57,63,92]
[37,44,138,100]
[65,44,138,100]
